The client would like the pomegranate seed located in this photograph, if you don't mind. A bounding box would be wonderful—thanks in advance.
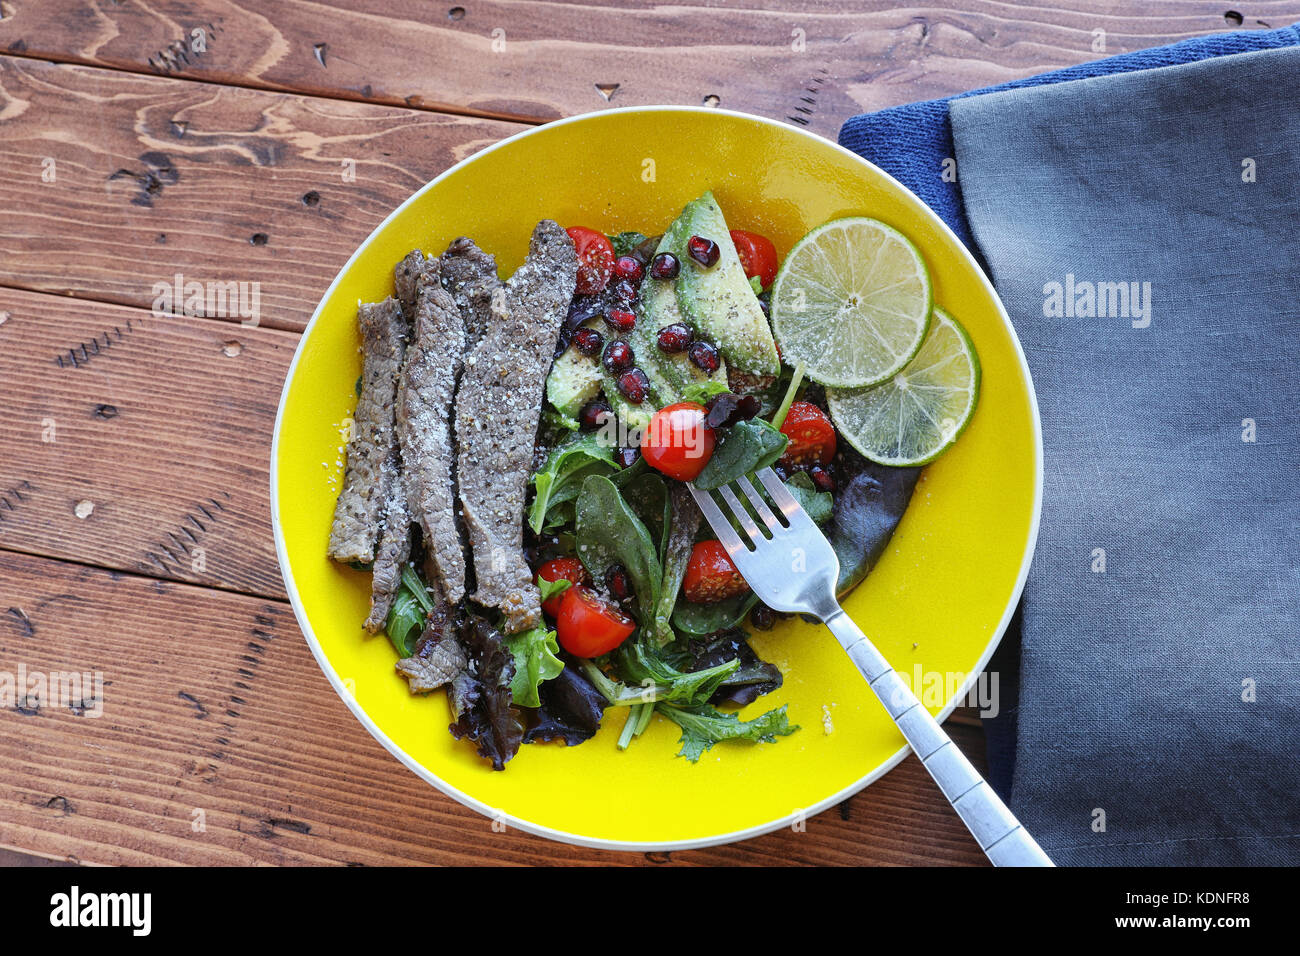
[649,253,680,280]
[605,564,633,601]
[604,306,636,333]
[572,327,604,357]
[687,235,720,267]
[810,464,835,493]
[579,400,612,430]
[750,603,777,630]
[772,464,790,482]
[615,446,640,469]
[616,368,650,404]
[656,322,692,353]
[602,339,634,372]
[612,278,639,303]
[613,256,644,283]
[687,340,721,373]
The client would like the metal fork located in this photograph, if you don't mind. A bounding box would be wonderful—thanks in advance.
[690,468,1053,867]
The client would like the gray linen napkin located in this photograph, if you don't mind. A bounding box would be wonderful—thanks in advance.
[949,47,1300,866]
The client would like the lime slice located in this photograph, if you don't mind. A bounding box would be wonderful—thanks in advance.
[825,308,980,466]
[770,217,932,388]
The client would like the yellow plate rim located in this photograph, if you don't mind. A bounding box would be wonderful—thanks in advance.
[269,105,1043,853]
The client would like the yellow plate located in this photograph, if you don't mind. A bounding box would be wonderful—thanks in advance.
[271,107,1041,851]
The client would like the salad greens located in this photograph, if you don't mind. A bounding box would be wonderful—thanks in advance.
[575,474,663,628]
[385,564,435,657]
[503,625,565,709]
[657,702,797,763]
[692,418,788,491]
[529,434,618,534]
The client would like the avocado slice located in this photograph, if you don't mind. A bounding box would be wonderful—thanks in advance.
[545,319,603,419]
[634,240,728,398]
[670,191,780,377]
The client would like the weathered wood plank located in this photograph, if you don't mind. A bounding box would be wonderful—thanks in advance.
[0,56,523,331]
[0,550,988,865]
[0,287,292,597]
[0,1,1293,136]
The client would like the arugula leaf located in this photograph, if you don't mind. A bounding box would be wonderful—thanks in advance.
[529,433,617,534]
[608,231,650,257]
[503,625,565,708]
[672,591,759,636]
[656,702,798,762]
[611,643,739,706]
[574,475,662,626]
[785,470,833,524]
[693,419,788,491]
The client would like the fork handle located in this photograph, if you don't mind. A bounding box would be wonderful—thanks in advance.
[824,609,1053,867]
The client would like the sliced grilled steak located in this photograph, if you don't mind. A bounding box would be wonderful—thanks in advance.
[456,220,577,633]
[440,237,500,349]
[363,464,411,632]
[395,249,436,317]
[327,296,407,564]
[395,602,467,693]
[396,253,468,603]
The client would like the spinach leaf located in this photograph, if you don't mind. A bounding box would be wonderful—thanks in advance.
[785,470,833,524]
[529,433,617,534]
[656,702,798,762]
[574,475,662,626]
[653,484,700,646]
[693,419,788,491]
[672,591,758,637]
[620,471,670,558]
[503,625,565,708]
[679,380,731,405]
[385,564,434,657]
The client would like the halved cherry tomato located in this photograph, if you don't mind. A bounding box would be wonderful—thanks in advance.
[536,556,589,618]
[730,229,779,289]
[555,585,636,657]
[641,402,715,482]
[683,540,749,604]
[566,226,615,295]
[778,400,837,467]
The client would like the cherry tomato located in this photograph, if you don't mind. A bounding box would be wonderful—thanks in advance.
[566,226,615,295]
[536,556,589,618]
[778,401,837,467]
[730,229,779,289]
[640,402,715,482]
[683,540,749,604]
[555,585,636,657]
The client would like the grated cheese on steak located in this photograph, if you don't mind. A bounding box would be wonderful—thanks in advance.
[396,252,467,604]
[440,237,501,350]
[327,296,407,565]
[455,220,577,632]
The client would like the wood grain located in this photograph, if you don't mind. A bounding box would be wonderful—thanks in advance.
[1,1,1295,137]
[0,56,523,331]
[0,549,989,865]
[0,287,291,598]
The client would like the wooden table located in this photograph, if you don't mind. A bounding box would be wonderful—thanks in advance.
[2,1,1292,867]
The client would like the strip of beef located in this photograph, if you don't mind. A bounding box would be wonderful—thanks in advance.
[394,249,433,317]
[327,297,406,564]
[395,602,467,692]
[440,237,500,349]
[455,220,577,633]
[396,252,468,604]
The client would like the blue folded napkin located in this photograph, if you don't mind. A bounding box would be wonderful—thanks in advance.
[839,23,1300,249]
[840,29,1300,866]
